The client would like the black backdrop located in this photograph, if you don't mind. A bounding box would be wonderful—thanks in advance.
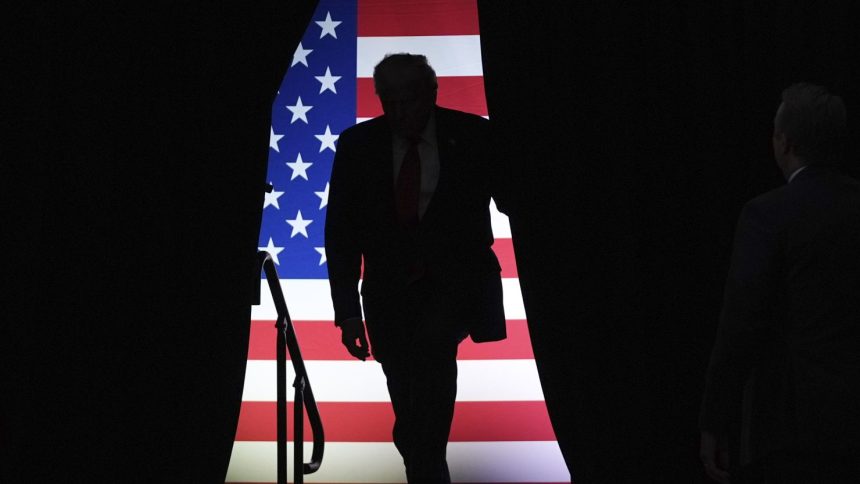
[6,2,316,481]
[5,1,858,482]
[478,1,858,483]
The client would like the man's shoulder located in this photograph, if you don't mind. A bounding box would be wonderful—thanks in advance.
[340,116,386,139]
[743,168,860,224]
[436,106,488,128]
[753,168,860,203]
[337,116,389,151]
[435,107,489,148]
[746,184,790,209]
[736,182,798,231]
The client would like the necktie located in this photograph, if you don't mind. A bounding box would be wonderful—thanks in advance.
[395,138,421,228]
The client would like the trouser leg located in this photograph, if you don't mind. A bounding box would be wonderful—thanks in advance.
[381,356,413,467]
[406,337,458,484]
[380,337,458,484]
[377,278,465,484]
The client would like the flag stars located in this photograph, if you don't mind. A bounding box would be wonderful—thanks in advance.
[263,183,284,209]
[269,126,284,152]
[258,237,285,265]
[314,247,327,266]
[315,67,341,94]
[315,125,339,153]
[292,42,312,67]
[286,96,313,124]
[314,182,329,209]
[286,210,313,238]
[286,153,313,180]
[316,12,341,39]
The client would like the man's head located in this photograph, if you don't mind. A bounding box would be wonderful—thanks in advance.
[373,53,438,138]
[773,83,847,176]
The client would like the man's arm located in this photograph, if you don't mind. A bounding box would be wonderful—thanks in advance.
[700,200,780,480]
[325,129,369,360]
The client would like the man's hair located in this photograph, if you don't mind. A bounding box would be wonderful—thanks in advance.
[776,83,847,165]
[373,53,438,95]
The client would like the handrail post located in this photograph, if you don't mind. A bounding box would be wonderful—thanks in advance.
[276,315,287,484]
[256,250,324,483]
[294,375,306,484]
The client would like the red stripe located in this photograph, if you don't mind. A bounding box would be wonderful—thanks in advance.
[492,237,517,278]
[357,0,479,37]
[357,76,488,119]
[235,401,555,442]
[248,319,533,361]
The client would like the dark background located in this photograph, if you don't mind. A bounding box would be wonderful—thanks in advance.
[5,2,316,481]
[5,1,858,482]
[479,1,859,482]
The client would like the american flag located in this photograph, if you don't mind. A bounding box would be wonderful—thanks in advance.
[227,1,569,482]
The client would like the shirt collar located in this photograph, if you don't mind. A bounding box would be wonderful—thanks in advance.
[394,110,436,146]
[788,165,808,183]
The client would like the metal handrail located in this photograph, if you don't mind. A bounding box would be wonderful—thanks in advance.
[256,251,324,484]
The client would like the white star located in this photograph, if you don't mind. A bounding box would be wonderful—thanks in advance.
[269,126,284,152]
[316,12,341,39]
[286,96,313,124]
[286,210,313,238]
[292,42,312,67]
[314,247,327,266]
[263,183,284,209]
[315,67,341,94]
[314,182,329,209]
[315,125,338,153]
[286,153,313,181]
[258,237,285,265]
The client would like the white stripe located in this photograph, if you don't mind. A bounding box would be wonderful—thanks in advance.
[357,35,483,77]
[226,441,569,483]
[241,359,544,402]
[253,279,333,320]
[490,198,511,238]
[252,278,525,320]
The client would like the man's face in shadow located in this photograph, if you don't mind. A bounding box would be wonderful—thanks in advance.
[376,66,436,139]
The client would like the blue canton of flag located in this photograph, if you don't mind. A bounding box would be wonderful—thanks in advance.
[260,0,357,279]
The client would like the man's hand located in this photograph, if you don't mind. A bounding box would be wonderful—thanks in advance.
[339,317,370,361]
[700,431,731,483]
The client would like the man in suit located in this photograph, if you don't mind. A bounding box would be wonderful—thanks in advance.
[325,53,507,483]
[700,83,860,483]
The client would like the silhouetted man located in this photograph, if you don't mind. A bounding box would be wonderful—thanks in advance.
[325,53,507,483]
[700,83,860,483]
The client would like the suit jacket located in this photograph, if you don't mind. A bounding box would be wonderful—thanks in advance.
[325,106,507,346]
[700,166,860,463]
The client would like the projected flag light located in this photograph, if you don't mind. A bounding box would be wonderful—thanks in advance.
[227,1,569,482]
